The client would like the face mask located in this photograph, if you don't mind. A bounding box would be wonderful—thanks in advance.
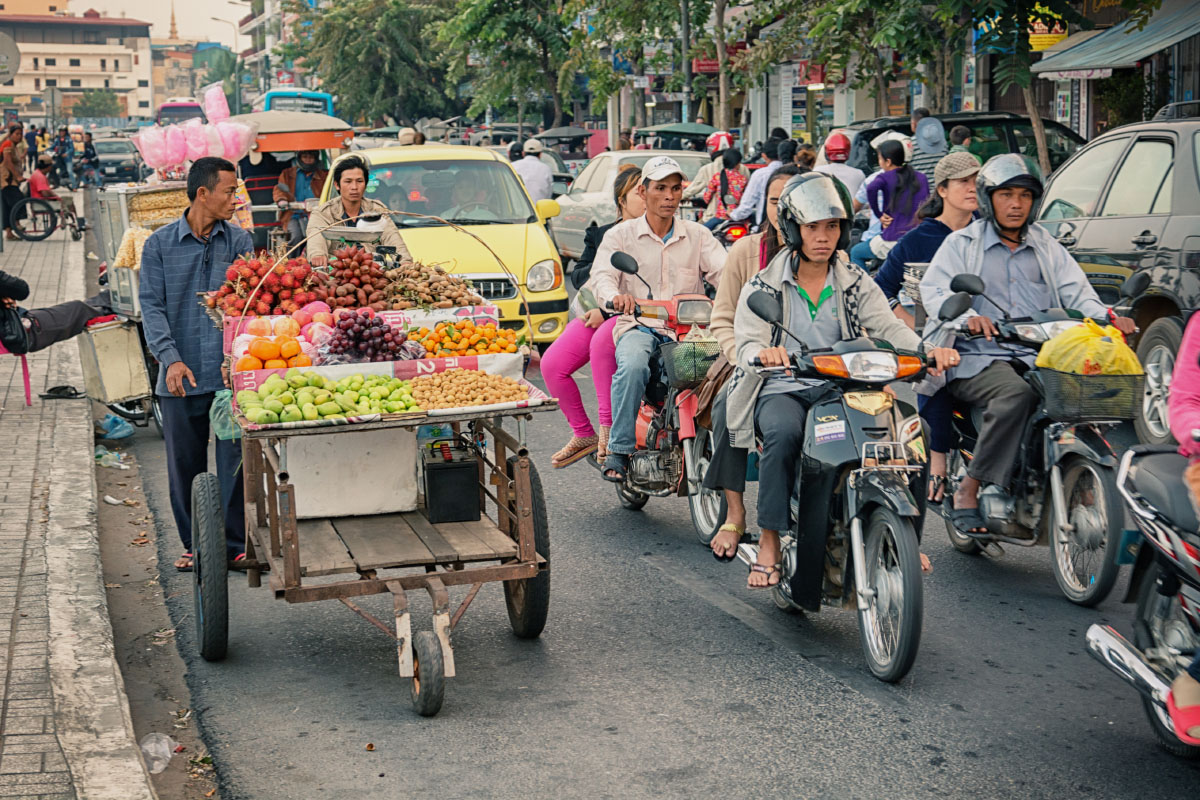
[298,157,317,174]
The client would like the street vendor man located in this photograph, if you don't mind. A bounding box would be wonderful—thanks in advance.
[306,154,413,266]
[139,156,253,572]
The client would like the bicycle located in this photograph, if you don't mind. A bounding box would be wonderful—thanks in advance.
[9,195,81,242]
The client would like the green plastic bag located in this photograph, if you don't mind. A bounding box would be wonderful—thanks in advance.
[210,389,243,441]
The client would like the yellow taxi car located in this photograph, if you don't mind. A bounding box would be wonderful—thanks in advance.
[321,145,568,348]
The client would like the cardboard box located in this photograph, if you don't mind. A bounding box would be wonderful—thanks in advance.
[78,321,151,404]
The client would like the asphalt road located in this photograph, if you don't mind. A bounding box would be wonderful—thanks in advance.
[126,371,1200,800]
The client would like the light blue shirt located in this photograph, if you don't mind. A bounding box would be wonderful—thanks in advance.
[729,160,781,225]
[854,178,883,242]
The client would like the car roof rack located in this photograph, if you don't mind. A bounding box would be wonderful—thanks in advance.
[1152,101,1200,121]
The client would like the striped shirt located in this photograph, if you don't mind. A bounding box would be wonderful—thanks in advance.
[139,213,253,396]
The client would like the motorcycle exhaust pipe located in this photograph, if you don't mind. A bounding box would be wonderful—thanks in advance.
[1085,624,1172,711]
[736,542,758,567]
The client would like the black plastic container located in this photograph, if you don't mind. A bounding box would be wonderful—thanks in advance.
[422,442,481,523]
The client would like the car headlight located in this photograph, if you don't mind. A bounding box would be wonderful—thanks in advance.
[812,352,923,381]
[526,259,561,292]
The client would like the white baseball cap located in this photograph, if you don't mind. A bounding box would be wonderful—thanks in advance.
[522,138,544,154]
[642,155,685,182]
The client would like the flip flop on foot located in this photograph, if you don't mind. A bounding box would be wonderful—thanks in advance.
[747,562,782,590]
[552,435,598,469]
[1167,674,1200,745]
[711,524,745,562]
[927,474,947,505]
[950,504,989,537]
[602,453,629,483]
[175,552,193,572]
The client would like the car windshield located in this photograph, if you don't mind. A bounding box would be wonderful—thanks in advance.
[158,106,204,125]
[93,141,133,155]
[366,160,536,226]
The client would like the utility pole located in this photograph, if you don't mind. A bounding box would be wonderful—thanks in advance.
[680,0,690,124]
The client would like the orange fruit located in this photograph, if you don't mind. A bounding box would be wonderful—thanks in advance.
[279,339,302,359]
[287,354,312,367]
[249,338,281,361]
[264,358,288,369]
[273,317,301,337]
[505,344,518,353]
[235,355,263,372]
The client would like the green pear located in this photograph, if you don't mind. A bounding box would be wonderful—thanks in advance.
[280,405,304,423]
[305,372,325,388]
[257,409,279,424]
[301,403,319,421]
[263,398,285,415]
[317,402,342,416]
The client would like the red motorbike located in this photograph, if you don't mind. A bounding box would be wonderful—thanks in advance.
[595,253,718,511]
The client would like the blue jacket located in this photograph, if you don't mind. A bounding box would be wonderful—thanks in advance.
[874,217,953,301]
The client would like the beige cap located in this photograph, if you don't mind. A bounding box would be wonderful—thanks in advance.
[522,138,544,154]
[396,127,417,145]
[934,151,982,185]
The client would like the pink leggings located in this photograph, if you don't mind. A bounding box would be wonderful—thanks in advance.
[540,315,618,438]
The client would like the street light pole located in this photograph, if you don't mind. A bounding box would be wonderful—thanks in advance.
[680,0,691,124]
[210,17,241,115]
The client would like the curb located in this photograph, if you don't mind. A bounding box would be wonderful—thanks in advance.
[43,231,158,800]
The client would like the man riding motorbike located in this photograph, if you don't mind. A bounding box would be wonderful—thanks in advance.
[918,154,1135,536]
[591,155,727,483]
[274,150,328,254]
[726,172,959,588]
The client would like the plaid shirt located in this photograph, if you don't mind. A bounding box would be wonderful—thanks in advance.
[139,213,253,396]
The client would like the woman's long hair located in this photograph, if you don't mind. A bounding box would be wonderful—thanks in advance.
[762,165,801,267]
[876,139,921,218]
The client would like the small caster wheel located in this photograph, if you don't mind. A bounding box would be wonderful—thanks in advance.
[410,630,445,717]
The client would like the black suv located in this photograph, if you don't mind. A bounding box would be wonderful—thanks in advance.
[1036,114,1200,445]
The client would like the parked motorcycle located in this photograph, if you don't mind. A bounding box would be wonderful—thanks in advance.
[1085,440,1200,759]
[594,252,717,512]
[728,288,974,682]
[938,273,1141,607]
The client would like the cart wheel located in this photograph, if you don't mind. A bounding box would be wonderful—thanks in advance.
[410,630,445,717]
[504,456,550,639]
[192,473,229,661]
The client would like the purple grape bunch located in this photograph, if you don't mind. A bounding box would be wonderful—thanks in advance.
[324,311,409,363]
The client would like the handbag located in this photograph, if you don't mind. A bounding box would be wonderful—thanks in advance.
[694,353,734,430]
[0,306,30,355]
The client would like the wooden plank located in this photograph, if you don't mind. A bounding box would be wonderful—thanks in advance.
[437,521,503,561]
[333,514,436,570]
[401,512,459,562]
[460,517,520,558]
[296,519,357,577]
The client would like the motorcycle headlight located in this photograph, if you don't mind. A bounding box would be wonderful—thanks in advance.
[525,259,561,292]
[1016,320,1083,344]
[812,352,922,381]
[677,299,712,326]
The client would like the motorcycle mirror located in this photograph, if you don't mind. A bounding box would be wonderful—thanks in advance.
[610,252,639,275]
[1120,271,1150,299]
[939,292,973,321]
[949,274,985,296]
[747,291,783,325]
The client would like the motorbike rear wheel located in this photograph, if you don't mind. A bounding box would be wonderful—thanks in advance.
[943,448,983,555]
[1050,456,1121,607]
[1134,570,1200,759]
[688,429,727,545]
[857,507,923,683]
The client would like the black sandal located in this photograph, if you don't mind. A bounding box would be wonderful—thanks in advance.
[175,552,193,572]
[602,453,629,483]
[927,474,947,506]
[950,505,989,538]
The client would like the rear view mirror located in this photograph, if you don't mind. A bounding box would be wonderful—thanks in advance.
[551,181,569,198]
[611,252,639,275]
[949,274,985,295]
[747,291,783,326]
[1120,271,1150,299]
[535,198,560,222]
[939,292,973,321]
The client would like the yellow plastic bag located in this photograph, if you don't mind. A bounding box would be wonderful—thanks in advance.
[1035,319,1143,376]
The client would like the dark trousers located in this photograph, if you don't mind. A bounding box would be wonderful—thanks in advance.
[918,388,953,453]
[947,361,1038,488]
[160,393,245,557]
[701,386,747,493]
[754,391,816,532]
[25,291,110,352]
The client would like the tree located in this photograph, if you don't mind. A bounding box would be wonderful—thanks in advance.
[280,0,454,124]
[71,89,121,119]
[200,48,239,114]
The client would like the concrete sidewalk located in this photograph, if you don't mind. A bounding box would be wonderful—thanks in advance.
[0,226,156,799]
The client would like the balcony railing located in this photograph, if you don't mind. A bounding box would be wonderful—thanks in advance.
[239,11,255,27]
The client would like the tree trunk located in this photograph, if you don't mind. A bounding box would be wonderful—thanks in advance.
[1022,84,1051,175]
[539,42,564,128]
[874,51,889,117]
[550,88,564,128]
[634,61,647,128]
[713,0,730,131]
[517,99,525,140]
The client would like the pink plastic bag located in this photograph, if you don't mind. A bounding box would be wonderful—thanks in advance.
[203,84,231,124]
[164,125,187,166]
[183,118,208,161]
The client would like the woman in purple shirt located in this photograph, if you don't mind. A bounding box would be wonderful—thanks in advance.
[865,139,929,260]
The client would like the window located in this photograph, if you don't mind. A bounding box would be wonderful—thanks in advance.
[112,60,119,71]
[68,58,80,67]
[48,4,56,9]
[32,57,37,69]
[34,78,40,90]
[100,59,106,70]
[45,58,56,66]
[103,79,109,88]
[962,123,1007,164]
[1012,123,1082,172]
[69,79,80,87]
[1039,137,1128,221]
[137,79,148,87]
[1102,139,1173,217]
[46,79,56,87]
[570,160,601,195]
[138,101,149,108]
[83,31,99,44]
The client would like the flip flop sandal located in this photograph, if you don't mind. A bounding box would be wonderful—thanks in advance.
[950,506,989,538]
[712,523,747,562]
[747,562,782,590]
[1167,690,1200,745]
[602,453,629,483]
[40,384,85,400]
[927,474,947,506]
[552,436,598,469]
[175,552,193,573]
[230,553,271,572]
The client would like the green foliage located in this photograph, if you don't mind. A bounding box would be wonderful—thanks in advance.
[71,89,121,118]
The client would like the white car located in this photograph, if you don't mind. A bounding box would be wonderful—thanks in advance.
[549,150,710,261]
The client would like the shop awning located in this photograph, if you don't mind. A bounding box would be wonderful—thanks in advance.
[1033,0,1200,79]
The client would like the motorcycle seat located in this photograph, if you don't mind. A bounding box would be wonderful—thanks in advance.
[1132,452,1198,533]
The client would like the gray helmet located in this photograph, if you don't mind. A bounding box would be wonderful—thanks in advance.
[778,172,850,254]
[977,153,1044,233]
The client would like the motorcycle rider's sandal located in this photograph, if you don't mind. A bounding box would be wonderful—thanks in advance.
[927,474,947,505]
[711,524,746,562]
[602,453,629,483]
[1167,675,1200,745]
[747,562,782,589]
[950,506,989,537]
[551,435,598,469]
[597,426,610,461]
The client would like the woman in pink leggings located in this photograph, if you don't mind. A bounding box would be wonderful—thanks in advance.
[544,165,644,467]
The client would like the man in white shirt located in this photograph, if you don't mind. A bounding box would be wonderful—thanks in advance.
[729,139,796,226]
[512,139,554,203]
[592,156,727,481]
[814,131,865,198]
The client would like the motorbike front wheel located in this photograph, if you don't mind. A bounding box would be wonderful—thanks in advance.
[688,429,727,545]
[1049,456,1122,607]
[1134,570,1200,759]
[856,507,923,683]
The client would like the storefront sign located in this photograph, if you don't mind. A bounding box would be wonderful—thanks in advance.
[631,75,649,89]
[1055,81,1071,123]
[276,69,294,85]
[1040,68,1112,80]
[1029,7,1068,51]
[1070,79,1082,134]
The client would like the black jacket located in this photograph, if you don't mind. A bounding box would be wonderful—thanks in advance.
[0,269,30,302]
[570,221,617,289]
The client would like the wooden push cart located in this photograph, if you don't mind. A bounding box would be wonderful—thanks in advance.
[189,405,554,716]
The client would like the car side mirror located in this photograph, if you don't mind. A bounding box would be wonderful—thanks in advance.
[611,251,639,275]
[1120,271,1150,299]
[939,292,973,321]
[747,290,783,326]
[535,198,560,222]
[949,274,985,296]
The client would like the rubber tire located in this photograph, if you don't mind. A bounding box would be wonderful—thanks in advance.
[856,506,924,683]
[1134,571,1200,759]
[191,473,229,662]
[410,630,445,717]
[503,456,550,639]
[106,400,150,422]
[1049,457,1122,607]
[688,429,728,545]
[1135,316,1183,446]
[70,224,82,241]
[616,484,649,511]
[10,197,58,242]
[150,396,164,437]
[942,448,983,555]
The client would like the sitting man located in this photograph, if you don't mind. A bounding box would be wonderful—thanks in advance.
[30,153,84,229]
[591,156,727,482]
[1,268,111,353]
[920,154,1135,536]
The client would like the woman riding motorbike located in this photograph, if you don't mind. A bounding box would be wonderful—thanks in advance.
[726,172,958,588]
